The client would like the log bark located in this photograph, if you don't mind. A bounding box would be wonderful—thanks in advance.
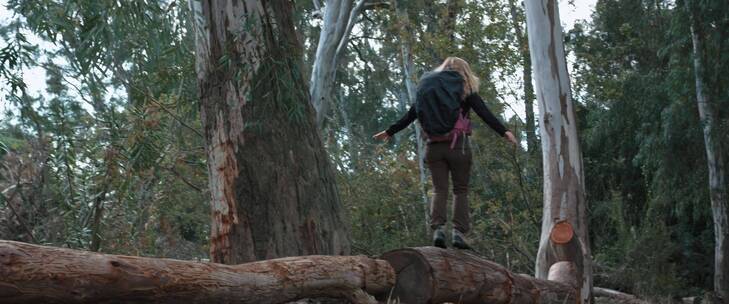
[524,0,592,302]
[380,247,578,304]
[0,240,394,304]
[686,1,729,302]
[189,0,350,264]
[593,287,650,304]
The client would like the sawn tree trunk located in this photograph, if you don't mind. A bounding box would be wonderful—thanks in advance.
[0,240,393,304]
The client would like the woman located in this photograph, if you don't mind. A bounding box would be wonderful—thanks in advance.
[373,57,517,249]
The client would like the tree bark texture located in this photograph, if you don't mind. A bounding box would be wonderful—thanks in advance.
[0,240,393,304]
[190,0,350,264]
[687,1,729,301]
[380,247,578,304]
[524,0,592,302]
[310,0,366,127]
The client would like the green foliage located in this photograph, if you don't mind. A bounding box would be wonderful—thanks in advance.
[0,22,36,94]
[339,145,429,254]
[570,0,729,298]
[315,0,542,275]
[1,0,208,258]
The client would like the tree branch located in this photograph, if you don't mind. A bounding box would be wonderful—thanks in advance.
[1,185,37,243]
[164,165,204,193]
[363,0,391,10]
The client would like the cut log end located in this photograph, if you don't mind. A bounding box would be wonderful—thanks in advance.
[550,220,575,244]
[548,261,579,288]
[378,248,433,303]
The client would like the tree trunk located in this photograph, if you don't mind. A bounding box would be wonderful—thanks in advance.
[687,1,729,301]
[524,0,592,302]
[88,189,106,252]
[396,2,430,235]
[508,0,539,159]
[189,0,350,264]
[310,0,366,127]
[380,247,578,304]
[88,82,112,253]
[444,0,461,44]
[0,240,393,304]
[337,88,360,170]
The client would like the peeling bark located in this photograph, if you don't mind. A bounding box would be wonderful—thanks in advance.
[0,240,393,304]
[524,0,592,302]
[686,1,729,301]
[190,0,350,264]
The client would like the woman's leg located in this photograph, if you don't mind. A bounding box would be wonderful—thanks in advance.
[448,139,472,234]
[425,143,449,230]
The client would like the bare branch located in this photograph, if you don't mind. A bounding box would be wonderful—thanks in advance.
[1,185,37,243]
[164,165,204,193]
[363,0,390,10]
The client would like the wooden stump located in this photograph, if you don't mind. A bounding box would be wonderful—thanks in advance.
[380,247,578,304]
[543,220,585,289]
[0,240,393,304]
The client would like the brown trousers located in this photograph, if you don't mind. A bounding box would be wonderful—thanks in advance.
[425,136,472,233]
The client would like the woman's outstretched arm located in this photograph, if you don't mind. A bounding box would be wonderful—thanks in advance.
[374,105,417,141]
[466,94,518,145]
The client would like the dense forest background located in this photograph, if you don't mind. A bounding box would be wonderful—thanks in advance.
[0,0,727,301]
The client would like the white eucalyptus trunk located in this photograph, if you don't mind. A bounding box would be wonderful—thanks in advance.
[524,0,592,302]
[508,0,539,159]
[688,3,729,300]
[397,4,430,233]
[310,0,366,127]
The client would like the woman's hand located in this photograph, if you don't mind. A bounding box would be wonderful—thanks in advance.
[504,131,518,146]
[373,130,391,141]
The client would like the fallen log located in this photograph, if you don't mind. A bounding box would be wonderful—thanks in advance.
[0,240,394,304]
[380,247,578,304]
[593,287,650,304]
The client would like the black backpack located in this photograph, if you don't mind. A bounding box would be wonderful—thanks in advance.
[415,71,465,136]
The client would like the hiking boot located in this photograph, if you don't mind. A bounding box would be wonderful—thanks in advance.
[432,226,446,248]
[452,229,471,250]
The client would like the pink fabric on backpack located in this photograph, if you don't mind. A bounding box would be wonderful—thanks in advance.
[450,112,472,149]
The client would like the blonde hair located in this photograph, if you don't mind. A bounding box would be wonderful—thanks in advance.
[434,57,480,97]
